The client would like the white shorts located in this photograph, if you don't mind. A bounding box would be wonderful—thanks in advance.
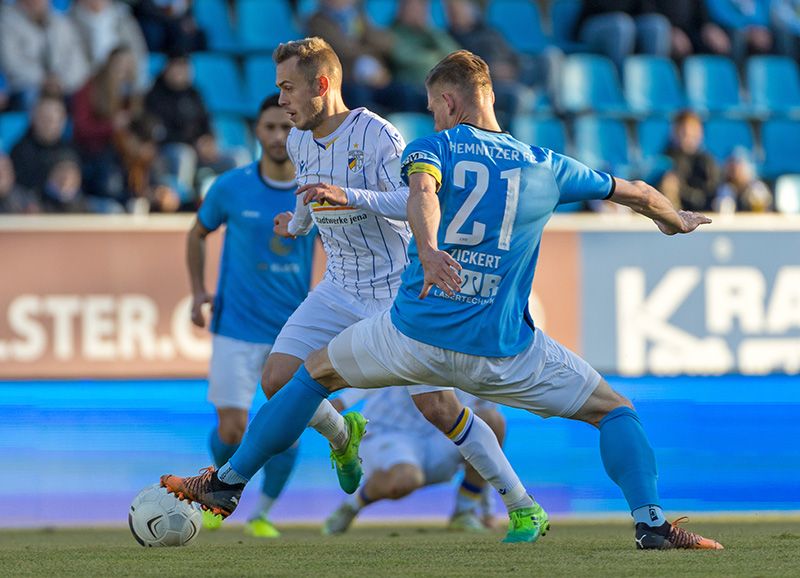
[329,311,602,418]
[272,279,448,396]
[207,334,271,410]
[360,429,463,485]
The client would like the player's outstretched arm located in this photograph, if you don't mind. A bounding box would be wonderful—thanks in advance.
[407,172,462,298]
[610,177,712,235]
[186,220,214,328]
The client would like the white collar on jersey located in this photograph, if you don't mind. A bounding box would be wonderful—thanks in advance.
[313,107,366,148]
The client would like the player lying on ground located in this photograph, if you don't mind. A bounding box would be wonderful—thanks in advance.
[161,48,721,549]
[323,388,529,535]
[186,94,316,537]
[199,37,542,541]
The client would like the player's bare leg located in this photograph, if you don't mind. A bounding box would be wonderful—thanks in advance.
[570,379,722,550]
[323,464,425,535]
[264,352,366,494]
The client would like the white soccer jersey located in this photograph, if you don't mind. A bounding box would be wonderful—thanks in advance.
[286,108,412,300]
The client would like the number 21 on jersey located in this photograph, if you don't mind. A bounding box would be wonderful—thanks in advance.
[444,160,520,250]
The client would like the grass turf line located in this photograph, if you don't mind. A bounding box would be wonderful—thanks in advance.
[1,520,799,577]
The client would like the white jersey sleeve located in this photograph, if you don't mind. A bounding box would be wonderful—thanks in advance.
[344,125,409,220]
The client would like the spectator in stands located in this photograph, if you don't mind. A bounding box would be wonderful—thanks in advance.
[772,0,800,59]
[445,0,557,122]
[144,52,213,202]
[652,0,732,60]
[0,154,40,213]
[193,131,238,200]
[390,0,460,87]
[0,0,91,110]
[10,94,79,196]
[714,147,773,213]
[705,0,773,60]
[130,0,207,54]
[574,1,671,70]
[71,0,150,91]
[72,46,142,204]
[307,0,417,111]
[659,110,720,211]
[40,158,92,213]
[121,115,182,213]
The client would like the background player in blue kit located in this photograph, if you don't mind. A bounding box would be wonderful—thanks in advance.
[186,94,317,537]
[162,50,720,549]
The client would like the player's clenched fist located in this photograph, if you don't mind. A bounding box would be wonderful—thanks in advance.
[274,211,295,238]
[418,247,462,299]
[190,292,214,328]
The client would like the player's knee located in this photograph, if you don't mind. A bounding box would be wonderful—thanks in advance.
[414,393,463,433]
[575,382,635,427]
[262,356,295,399]
[306,348,345,391]
[385,467,424,499]
[477,408,506,444]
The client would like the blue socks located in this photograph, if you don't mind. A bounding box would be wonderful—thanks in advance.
[599,406,662,524]
[261,442,299,499]
[223,365,330,482]
[210,428,299,500]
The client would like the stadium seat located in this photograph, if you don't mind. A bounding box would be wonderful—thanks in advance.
[550,0,586,53]
[386,112,435,143]
[487,0,546,54]
[213,113,251,151]
[190,53,249,115]
[245,55,279,113]
[747,56,800,118]
[559,54,628,115]
[365,0,399,27]
[683,55,746,116]
[52,0,72,12]
[0,112,29,153]
[430,0,447,29]
[760,119,800,179]
[238,0,301,53]
[510,116,567,153]
[636,118,672,181]
[624,56,685,116]
[774,174,800,213]
[148,52,167,82]
[704,118,754,163]
[573,116,633,178]
[194,0,240,53]
[297,0,318,19]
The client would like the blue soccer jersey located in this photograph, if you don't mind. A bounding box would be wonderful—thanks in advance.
[392,124,614,357]
[198,163,316,344]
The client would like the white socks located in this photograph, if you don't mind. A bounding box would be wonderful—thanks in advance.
[308,400,349,451]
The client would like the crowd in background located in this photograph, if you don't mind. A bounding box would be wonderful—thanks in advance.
[0,0,796,215]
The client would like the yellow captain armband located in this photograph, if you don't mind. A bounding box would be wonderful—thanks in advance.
[407,162,442,191]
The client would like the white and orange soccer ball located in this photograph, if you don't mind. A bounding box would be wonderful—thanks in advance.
[128,483,202,547]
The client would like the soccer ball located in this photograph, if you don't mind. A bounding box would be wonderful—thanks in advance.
[128,483,202,547]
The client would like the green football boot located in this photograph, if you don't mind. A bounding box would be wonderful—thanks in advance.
[201,509,223,531]
[330,412,368,494]
[502,502,549,544]
[244,516,281,538]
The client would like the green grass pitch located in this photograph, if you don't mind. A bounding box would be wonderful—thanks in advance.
[2,518,799,577]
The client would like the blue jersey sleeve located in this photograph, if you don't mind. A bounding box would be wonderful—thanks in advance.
[549,150,615,205]
[197,176,229,231]
[401,136,445,190]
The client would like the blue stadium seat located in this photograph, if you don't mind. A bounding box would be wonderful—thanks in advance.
[637,118,671,159]
[573,116,633,178]
[487,0,546,54]
[386,113,435,143]
[365,0,399,27]
[52,0,72,12]
[550,0,586,52]
[624,56,685,116]
[703,118,754,163]
[0,112,29,153]
[213,114,251,151]
[760,119,800,179]
[245,55,279,113]
[148,53,167,82]
[194,0,239,53]
[747,56,800,118]
[683,55,745,116]
[510,116,567,153]
[297,0,319,19]
[430,0,447,29]
[238,0,300,53]
[559,54,627,115]
[190,53,248,115]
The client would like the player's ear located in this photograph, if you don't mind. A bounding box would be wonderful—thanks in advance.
[317,75,330,97]
[443,92,456,115]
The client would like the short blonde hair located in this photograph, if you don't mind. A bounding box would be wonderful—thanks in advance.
[273,37,342,88]
[426,50,493,95]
